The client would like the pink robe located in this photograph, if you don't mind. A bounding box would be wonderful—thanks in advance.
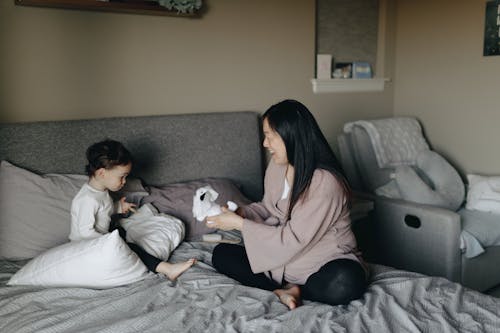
[241,160,362,285]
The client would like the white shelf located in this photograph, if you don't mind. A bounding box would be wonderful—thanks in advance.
[311,78,390,93]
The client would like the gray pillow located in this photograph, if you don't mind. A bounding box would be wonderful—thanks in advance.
[0,161,150,260]
[142,178,252,241]
[0,161,87,260]
[375,151,465,211]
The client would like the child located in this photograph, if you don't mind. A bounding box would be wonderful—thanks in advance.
[69,139,195,281]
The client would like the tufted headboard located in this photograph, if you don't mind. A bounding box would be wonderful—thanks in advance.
[0,112,265,201]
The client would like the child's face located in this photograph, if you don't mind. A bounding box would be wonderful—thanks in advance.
[100,163,132,192]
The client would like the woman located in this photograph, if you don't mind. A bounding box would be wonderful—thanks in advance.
[207,99,367,309]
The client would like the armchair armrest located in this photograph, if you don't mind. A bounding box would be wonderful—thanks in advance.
[372,196,462,282]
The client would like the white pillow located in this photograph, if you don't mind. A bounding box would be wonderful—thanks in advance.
[0,161,87,259]
[119,204,185,261]
[466,174,500,214]
[7,230,150,288]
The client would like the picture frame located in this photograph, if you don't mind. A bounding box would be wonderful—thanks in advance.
[484,0,500,56]
[333,62,352,79]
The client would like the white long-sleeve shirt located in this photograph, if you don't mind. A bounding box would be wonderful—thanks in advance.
[69,183,119,241]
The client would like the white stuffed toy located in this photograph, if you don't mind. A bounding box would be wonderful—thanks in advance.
[192,185,238,222]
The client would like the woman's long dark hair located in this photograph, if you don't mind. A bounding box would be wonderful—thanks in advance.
[263,99,350,220]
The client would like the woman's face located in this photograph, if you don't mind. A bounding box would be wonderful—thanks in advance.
[263,118,288,165]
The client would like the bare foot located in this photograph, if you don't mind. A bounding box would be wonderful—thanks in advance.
[274,284,302,310]
[155,259,196,281]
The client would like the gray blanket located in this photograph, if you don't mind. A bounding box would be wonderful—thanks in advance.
[1,238,499,333]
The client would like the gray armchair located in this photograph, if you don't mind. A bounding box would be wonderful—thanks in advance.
[338,118,500,292]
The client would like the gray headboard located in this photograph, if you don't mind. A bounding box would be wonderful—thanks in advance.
[0,112,265,201]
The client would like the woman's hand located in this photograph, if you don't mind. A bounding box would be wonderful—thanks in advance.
[120,197,137,214]
[206,207,244,231]
[220,204,245,218]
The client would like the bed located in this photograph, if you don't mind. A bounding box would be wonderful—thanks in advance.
[1,112,500,333]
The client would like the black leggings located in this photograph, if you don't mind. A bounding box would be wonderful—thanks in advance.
[126,241,161,273]
[110,215,161,273]
[212,243,367,306]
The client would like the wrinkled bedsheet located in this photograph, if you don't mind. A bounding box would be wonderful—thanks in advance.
[1,236,500,333]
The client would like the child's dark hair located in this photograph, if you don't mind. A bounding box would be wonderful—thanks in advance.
[85,139,133,177]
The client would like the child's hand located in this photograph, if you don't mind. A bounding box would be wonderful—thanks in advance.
[120,197,137,214]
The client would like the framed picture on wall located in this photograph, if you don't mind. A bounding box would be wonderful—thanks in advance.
[483,0,500,56]
[332,63,352,79]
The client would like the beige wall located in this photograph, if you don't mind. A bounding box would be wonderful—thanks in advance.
[14,0,497,176]
[0,0,394,150]
[393,0,500,175]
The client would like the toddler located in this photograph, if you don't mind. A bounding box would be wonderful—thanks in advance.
[69,139,195,281]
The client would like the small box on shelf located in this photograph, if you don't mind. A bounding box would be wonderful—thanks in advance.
[316,54,332,79]
[352,62,372,79]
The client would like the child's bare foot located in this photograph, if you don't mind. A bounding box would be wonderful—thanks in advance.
[274,284,302,310]
[155,259,196,281]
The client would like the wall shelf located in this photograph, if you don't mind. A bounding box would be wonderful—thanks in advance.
[14,0,202,17]
[311,78,390,93]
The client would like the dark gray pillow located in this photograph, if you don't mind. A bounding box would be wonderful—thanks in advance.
[142,178,252,241]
